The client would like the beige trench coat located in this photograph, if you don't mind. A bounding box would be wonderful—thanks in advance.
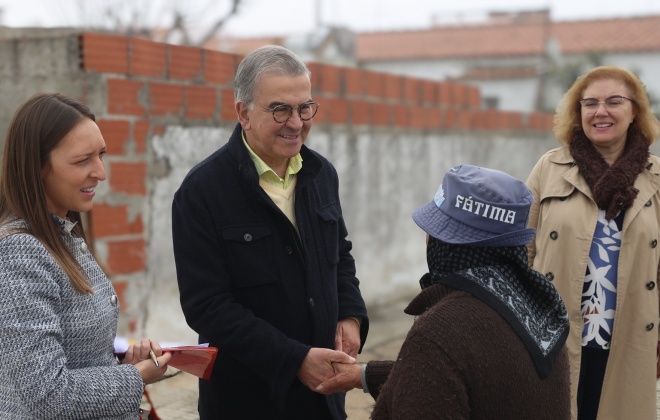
[527,147,660,420]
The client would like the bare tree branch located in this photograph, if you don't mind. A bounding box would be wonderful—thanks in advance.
[50,0,243,46]
[195,0,241,47]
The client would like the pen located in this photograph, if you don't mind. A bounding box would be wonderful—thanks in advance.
[149,349,159,367]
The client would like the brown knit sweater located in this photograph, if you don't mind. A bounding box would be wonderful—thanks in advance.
[366,285,570,420]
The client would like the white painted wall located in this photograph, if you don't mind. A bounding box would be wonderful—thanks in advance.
[143,125,560,341]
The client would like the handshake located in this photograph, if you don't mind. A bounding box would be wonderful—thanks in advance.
[297,347,365,395]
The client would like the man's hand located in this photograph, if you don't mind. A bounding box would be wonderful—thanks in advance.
[298,348,355,391]
[335,318,361,358]
[315,362,362,395]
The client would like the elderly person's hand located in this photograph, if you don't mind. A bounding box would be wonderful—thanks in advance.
[297,348,355,391]
[315,362,362,395]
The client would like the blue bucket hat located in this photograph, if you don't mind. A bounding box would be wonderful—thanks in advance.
[412,164,536,247]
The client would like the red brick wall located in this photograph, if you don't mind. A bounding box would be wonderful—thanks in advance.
[78,32,553,331]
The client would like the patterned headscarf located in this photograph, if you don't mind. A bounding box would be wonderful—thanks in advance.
[421,237,569,379]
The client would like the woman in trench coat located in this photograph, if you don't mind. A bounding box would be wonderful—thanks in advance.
[527,66,660,420]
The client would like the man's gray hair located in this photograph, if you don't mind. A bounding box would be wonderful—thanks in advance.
[234,45,311,107]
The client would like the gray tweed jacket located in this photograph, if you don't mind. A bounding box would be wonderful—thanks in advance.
[0,216,144,419]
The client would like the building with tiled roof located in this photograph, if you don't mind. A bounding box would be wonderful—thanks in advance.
[357,14,550,61]
[356,11,660,112]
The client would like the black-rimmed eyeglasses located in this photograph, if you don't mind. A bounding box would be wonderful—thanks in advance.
[265,101,319,123]
[579,95,634,112]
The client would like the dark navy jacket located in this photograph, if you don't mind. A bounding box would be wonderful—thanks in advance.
[172,123,369,419]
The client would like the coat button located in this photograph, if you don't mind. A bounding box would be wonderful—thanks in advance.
[652,239,658,248]
[550,231,558,240]
[647,281,656,290]
[309,298,315,307]
[243,233,253,242]
[110,295,118,305]
[646,323,655,331]
[80,242,88,253]
[645,200,652,207]
[284,245,293,255]
[545,272,554,281]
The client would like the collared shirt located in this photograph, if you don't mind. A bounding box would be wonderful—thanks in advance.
[51,213,78,234]
[242,131,302,229]
[242,131,302,190]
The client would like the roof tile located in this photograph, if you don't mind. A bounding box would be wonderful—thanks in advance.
[356,15,660,61]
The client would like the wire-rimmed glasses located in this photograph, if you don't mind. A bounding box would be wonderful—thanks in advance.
[579,95,634,112]
[265,101,319,123]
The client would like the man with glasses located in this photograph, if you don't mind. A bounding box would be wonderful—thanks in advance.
[172,45,368,420]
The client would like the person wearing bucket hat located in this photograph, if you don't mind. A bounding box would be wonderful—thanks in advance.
[316,164,571,420]
[411,164,536,247]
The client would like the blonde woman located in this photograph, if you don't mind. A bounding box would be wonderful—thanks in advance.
[527,66,660,419]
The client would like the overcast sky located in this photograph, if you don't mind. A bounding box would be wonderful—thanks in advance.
[0,0,658,37]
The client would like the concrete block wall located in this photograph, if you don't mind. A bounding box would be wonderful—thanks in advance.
[0,31,555,338]
[78,32,240,334]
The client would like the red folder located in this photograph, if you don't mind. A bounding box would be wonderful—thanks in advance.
[114,338,218,381]
[163,345,218,380]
